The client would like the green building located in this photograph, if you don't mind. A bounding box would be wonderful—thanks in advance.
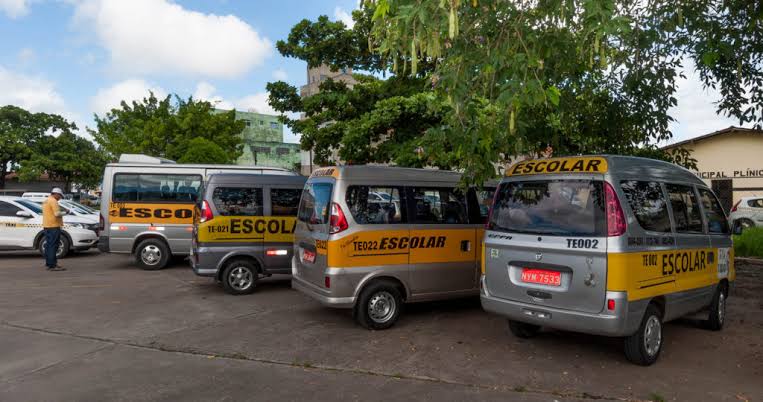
[215,109,301,171]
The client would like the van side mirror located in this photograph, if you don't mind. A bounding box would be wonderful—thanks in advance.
[16,211,33,218]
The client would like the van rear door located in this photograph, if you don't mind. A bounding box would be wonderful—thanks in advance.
[293,179,334,287]
[484,178,608,314]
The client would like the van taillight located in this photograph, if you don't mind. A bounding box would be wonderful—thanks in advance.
[200,200,214,223]
[730,200,741,213]
[604,182,626,237]
[99,213,105,231]
[329,203,348,234]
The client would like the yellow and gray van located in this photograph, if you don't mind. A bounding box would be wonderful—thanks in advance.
[191,173,306,295]
[292,166,496,329]
[481,155,734,365]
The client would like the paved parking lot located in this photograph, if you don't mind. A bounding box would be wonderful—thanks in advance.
[0,251,761,402]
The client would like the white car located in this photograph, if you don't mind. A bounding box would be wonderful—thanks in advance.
[21,192,50,203]
[59,200,100,221]
[0,196,99,258]
[730,196,763,233]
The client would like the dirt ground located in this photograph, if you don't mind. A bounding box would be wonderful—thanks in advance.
[0,251,761,402]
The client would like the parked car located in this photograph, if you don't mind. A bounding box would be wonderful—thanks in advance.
[59,200,100,221]
[21,192,50,203]
[730,197,763,233]
[0,196,99,258]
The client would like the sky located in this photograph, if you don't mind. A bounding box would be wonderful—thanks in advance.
[0,0,747,146]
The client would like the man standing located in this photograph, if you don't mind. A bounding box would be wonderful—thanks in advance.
[43,188,67,271]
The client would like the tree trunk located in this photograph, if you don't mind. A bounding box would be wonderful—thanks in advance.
[0,161,8,190]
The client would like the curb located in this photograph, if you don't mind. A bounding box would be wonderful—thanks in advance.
[735,257,763,266]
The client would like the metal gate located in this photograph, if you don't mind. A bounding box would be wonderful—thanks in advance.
[711,179,733,213]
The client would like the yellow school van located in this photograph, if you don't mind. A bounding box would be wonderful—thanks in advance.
[291,166,496,329]
[481,155,734,365]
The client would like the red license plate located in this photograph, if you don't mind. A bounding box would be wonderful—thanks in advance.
[521,269,561,286]
[302,249,316,264]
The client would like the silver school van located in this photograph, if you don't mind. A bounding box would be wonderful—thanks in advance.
[292,166,496,330]
[190,173,306,295]
[98,154,295,270]
[481,155,734,365]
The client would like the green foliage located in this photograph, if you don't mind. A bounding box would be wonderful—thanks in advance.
[370,0,755,183]
[0,105,86,189]
[18,131,106,190]
[734,227,763,258]
[177,137,229,164]
[89,92,245,163]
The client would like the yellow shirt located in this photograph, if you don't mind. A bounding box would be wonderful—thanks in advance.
[43,196,64,228]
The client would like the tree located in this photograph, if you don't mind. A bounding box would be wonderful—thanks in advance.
[0,106,73,189]
[177,137,229,164]
[370,0,757,183]
[89,93,245,164]
[18,131,107,191]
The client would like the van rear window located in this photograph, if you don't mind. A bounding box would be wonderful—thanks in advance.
[489,180,605,236]
[298,182,333,225]
[212,187,263,216]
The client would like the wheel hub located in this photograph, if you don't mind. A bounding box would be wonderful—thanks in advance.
[644,315,662,357]
[141,245,161,265]
[228,266,253,291]
[368,291,396,323]
[718,292,726,324]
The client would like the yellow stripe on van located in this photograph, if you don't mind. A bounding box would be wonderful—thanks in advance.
[109,202,195,224]
[506,157,608,176]
[197,216,296,243]
[326,229,477,268]
[607,247,731,301]
[310,167,340,178]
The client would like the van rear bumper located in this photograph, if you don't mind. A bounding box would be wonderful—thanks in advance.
[480,277,639,337]
[292,275,355,308]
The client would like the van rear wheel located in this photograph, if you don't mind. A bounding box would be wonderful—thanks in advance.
[706,284,727,331]
[135,239,170,270]
[624,304,663,366]
[508,320,541,338]
[354,281,403,330]
[221,259,258,295]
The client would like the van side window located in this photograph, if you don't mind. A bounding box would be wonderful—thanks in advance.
[113,174,201,202]
[412,187,467,224]
[212,187,263,216]
[666,184,704,233]
[271,188,301,216]
[475,189,495,224]
[345,186,404,224]
[620,181,671,232]
[698,189,730,234]
[0,201,21,217]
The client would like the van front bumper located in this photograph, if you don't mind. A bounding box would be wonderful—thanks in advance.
[291,274,355,308]
[480,276,640,337]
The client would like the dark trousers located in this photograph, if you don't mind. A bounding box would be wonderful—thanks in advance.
[44,228,61,268]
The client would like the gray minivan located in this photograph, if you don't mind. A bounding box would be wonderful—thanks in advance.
[191,173,306,294]
[481,155,734,365]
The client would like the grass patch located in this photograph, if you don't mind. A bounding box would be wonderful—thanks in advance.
[648,392,666,402]
[734,227,763,258]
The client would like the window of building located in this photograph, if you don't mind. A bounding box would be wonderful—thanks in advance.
[259,120,264,125]
[270,122,279,129]
[253,146,271,155]
[699,189,730,234]
[212,187,263,216]
[666,184,704,233]
[411,187,468,224]
[276,147,290,156]
[0,201,21,217]
[345,186,404,224]
[113,174,202,202]
[271,188,302,216]
[243,119,252,127]
[620,181,671,232]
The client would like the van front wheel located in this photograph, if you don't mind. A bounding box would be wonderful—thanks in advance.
[508,320,540,338]
[135,239,170,270]
[624,304,663,366]
[354,281,403,330]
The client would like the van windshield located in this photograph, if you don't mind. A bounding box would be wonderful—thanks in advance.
[489,180,605,236]
[298,182,333,225]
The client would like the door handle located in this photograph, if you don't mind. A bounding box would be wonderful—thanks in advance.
[461,240,471,252]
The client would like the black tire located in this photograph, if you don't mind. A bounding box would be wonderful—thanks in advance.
[353,280,403,330]
[508,320,541,338]
[706,284,728,331]
[624,304,663,366]
[38,234,70,260]
[134,238,170,270]
[221,259,259,295]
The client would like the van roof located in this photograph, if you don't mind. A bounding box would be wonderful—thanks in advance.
[505,155,705,186]
[206,173,307,186]
[106,161,293,173]
[310,166,463,183]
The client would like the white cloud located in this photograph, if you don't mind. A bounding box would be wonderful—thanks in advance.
[90,79,166,116]
[0,0,30,18]
[73,0,272,78]
[668,64,748,144]
[334,6,354,28]
[193,81,233,110]
[17,47,36,64]
[272,68,288,81]
[0,66,67,113]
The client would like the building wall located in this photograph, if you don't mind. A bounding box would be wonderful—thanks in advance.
[665,129,763,203]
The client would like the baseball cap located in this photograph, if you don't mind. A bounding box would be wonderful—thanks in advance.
[51,188,64,195]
